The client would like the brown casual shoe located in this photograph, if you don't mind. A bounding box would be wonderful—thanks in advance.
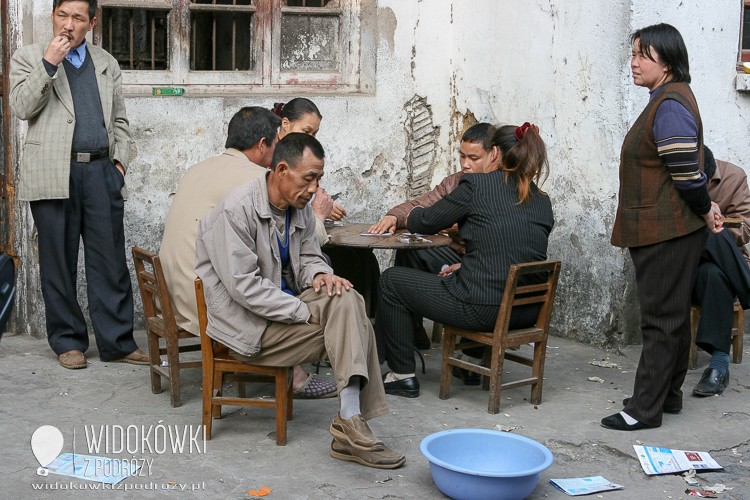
[330,438,405,469]
[110,348,149,366]
[330,413,384,451]
[59,350,87,369]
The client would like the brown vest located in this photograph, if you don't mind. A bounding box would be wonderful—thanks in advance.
[610,82,705,248]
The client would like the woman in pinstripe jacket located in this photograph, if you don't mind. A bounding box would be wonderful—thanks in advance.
[375,124,555,397]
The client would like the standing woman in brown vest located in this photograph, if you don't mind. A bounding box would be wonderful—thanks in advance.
[603,24,723,430]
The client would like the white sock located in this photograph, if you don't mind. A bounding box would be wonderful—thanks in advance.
[339,376,361,421]
[620,411,639,425]
[384,372,415,383]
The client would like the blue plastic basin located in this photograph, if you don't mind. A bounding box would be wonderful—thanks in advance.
[420,429,553,500]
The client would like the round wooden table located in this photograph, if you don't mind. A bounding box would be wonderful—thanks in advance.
[325,222,452,249]
[323,222,452,318]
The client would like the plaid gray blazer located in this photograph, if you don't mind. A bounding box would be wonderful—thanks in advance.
[10,41,131,201]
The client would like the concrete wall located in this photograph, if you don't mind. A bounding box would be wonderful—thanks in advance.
[8,0,750,348]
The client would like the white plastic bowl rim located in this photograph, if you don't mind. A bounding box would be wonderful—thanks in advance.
[420,429,554,478]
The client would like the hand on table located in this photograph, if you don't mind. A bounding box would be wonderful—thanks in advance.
[440,224,460,235]
[703,201,724,234]
[44,34,72,66]
[312,273,352,297]
[312,187,334,221]
[369,215,397,234]
[438,263,461,277]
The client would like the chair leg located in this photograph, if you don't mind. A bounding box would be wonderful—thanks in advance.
[689,306,700,369]
[237,381,246,398]
[439,329,456,400]
[147,331,162,395]
[414,347,426,375]
[275,367,288,446]
[212,371,223,419]
[487,345,505,415]
[166,333,181,408]
[287,368,294,421]
[202,359,214,441]
[732,306,744,364]
[530,341,547,405]
[482,347,491,391]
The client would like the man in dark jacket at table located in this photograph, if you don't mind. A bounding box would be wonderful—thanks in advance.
[367,123,498,352]
[691,147,750,396]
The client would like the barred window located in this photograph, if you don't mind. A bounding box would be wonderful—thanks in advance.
[741,0,750,64]
[94,0,373,95]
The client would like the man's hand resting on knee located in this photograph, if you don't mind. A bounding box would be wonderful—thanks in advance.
[313,273,353,297]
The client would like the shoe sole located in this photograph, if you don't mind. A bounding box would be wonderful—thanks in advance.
[60,362,87,369]
[384,389,419,398]
[329,424,384,452]
[330,448,405,469]
[109,358,149,366]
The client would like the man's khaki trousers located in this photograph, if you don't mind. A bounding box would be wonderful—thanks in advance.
[231,287,389,421]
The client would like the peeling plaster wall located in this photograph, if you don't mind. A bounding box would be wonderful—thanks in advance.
[8,0,750,350]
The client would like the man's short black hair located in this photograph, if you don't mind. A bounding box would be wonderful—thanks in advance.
[271,133,325,171]
[704,146,717,180]
[631,23,691,84]
[225,107,281,151]
[461,122,495,151]
[53,0,97,20]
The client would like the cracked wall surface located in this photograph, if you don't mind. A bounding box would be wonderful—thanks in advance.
[7,0,750,350]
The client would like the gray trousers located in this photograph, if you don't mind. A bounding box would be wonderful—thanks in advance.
[231,287,389,421]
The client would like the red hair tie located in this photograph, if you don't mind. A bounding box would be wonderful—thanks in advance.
[273,102,285,116]
[514,122,539,141]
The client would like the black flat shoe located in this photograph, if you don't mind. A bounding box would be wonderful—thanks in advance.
[382,374,420,398]
[414,327,432,350]
[622,397,681,414]
[600,413,653,431]
[452,366,481,386]
[693,367,729,397]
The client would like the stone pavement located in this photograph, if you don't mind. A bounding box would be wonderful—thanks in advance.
[0,330,748,499]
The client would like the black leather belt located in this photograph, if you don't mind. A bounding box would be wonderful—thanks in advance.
[71,149,109,162]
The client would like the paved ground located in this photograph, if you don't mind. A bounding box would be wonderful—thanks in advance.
[1,329,748,500]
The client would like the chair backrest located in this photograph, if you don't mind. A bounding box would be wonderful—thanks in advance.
[194,277,217,359]
[493,260,562,337]
[132,247,179,332]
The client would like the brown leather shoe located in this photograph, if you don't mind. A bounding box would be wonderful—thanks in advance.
[110,348,149,366]
[59,350,87,369]
[330,438,405,469]
[330,413,384,451]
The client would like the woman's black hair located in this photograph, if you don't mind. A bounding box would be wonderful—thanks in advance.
[630,23,691,84]
[272,98,322,122]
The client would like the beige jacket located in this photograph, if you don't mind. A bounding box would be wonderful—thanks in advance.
[195,172,332,357]
[159,149,267,334]
[10,42,130,201]
[708,160,750,266]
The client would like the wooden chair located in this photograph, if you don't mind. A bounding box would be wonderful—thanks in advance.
[689,302,744,369]
[439,261,561,414]
[195,278,293,446]
[132,247,201,407]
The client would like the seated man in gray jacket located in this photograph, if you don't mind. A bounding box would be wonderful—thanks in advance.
[195,133,404,469]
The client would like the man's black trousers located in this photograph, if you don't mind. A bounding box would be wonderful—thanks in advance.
[30,158,136,361]
[694,228,750,355]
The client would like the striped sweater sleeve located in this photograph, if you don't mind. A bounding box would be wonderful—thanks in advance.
[653,99,711,215]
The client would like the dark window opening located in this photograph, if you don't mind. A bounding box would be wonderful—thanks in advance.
[101,8,169,70]
[190,11,253,71]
